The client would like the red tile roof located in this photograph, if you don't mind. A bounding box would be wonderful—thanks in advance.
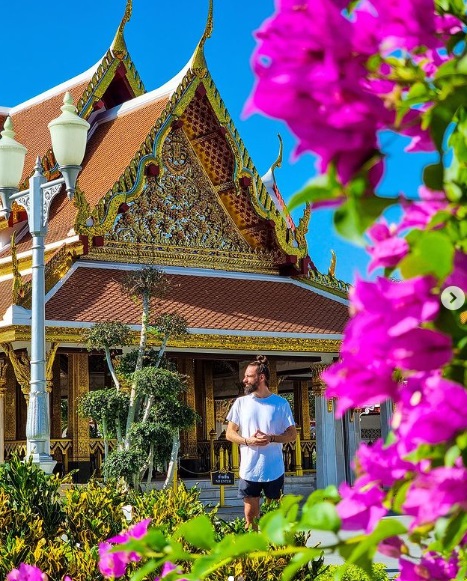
[45,266,348,335]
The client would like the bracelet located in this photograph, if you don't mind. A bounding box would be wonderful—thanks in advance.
[244,438,249,446]
[270,435,275,443]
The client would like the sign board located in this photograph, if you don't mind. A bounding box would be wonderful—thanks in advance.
[210,470,235,486]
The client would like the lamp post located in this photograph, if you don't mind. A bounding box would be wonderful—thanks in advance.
[0,92,89,473]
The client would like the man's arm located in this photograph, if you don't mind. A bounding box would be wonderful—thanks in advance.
[226,421,269,447]
[268,424,297,444]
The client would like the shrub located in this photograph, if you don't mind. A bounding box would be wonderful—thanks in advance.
[316,563,390,581]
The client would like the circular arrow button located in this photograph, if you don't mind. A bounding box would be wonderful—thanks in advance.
[441,286,466,311]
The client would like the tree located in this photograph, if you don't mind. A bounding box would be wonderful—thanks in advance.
[79,266,197,488]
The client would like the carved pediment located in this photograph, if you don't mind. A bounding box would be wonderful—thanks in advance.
[108,128,252,253]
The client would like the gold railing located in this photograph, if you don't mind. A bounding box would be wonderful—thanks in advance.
[4,439,73,474]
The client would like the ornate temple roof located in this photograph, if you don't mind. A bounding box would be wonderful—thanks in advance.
[0,0,349,350]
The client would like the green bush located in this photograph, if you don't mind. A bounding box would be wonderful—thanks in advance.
[316,563,390,581]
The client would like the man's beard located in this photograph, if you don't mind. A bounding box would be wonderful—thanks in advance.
[244,382,259,394]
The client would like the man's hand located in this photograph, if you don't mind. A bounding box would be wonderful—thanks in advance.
[251,430,271,446]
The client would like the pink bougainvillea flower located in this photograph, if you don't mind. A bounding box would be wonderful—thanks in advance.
[366,219,409,272]
[367,0,444,53]
[396,374,467,446]
[6,565,46,581]
[323,359,398,416]
[445,250,467,293]
[337,477,387,532]
[98,542,131,579]
[355,439,415,488]
[399,552,459,581]
[155,562,188,581]
[398,185,449,232]
[350,275,439,336]
[398,109,435,153]
[99,519,151,579]
[403,466,467,526]
[245,0,392,184]
[388,327,452,371]
[378,536,405,559]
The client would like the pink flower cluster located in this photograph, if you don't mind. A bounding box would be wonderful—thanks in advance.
[323,275,452,416]
[6,565,47,581]
[366,186,451,272]
[98,518,151,578]
[246,0,462,184]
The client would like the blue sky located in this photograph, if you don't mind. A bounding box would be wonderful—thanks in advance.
[1,0,433,283]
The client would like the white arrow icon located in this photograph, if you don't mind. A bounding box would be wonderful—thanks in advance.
[441,286,466,311]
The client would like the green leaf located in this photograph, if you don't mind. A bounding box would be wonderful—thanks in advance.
[334,196,394,245]
[436,511,467,552]
[281,549,324,581]
[423,163,444,191]
[173,514,215,550]
[216,532,269,558]
[129,559,158,581]
[399,230,455,279]
[338,519,407,576]
[288,172,342,212]
[260,511,291,545]
[298,501,341,532]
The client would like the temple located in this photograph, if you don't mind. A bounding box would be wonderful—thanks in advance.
[0,1,371,486]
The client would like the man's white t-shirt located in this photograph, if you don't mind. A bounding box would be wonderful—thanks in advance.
[226,393,295,482]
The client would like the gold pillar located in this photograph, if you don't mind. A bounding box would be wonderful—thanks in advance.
[0,360,7,463]
[299,380,311,440]
[178,357,197,458]
[204,361,215,438]
[295,426,303,476]
[232,441,239,478]
[4,362,16,442]
[69,354,90,476]
[50,357,62,439]
[269,359,278,394]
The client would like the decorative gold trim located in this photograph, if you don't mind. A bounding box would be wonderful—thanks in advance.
[299,270,350,298]
[76,57,310,266]
[328,250,337,278]
[111,0,132,59]
[84,241,278,273]
[0,326,341,354]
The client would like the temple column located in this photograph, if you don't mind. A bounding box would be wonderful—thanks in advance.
[50,357,62,439]
[344,409,361,485]
[312,363,345,489]
[178,357,198,476]
[380,399,394,442]
[0,360,8,462]
[5,363,16,444]
[68,353,90,482]
[296,380,311,440]
[204,361,215,439]
[269,359,278,394]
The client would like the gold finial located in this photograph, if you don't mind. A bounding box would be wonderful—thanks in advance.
[192,0,214,74]
[271,134,283,177]
[328,249,337,278]
[111,0,132,59]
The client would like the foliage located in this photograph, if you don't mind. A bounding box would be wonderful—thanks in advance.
[83,321,132,351]
[315,564,390,581]
[79,266,196,488]
[0,455,64,539]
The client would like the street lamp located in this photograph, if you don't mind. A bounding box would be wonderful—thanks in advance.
[0,92,89,473]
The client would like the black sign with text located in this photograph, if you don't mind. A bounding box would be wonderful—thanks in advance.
[210,470,235,486]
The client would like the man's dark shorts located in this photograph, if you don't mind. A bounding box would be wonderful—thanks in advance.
[237,474,284,500]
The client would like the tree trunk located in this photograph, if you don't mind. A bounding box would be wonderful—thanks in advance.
[125,292,150,447]
[164,429,180,489]
[105,347,120,391]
